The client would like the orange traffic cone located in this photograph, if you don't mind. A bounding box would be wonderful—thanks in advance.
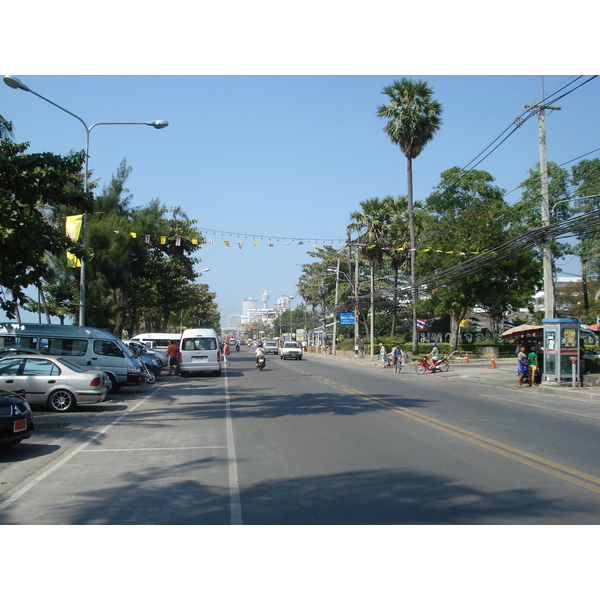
[464,352,470,364]
[489,355,497,369]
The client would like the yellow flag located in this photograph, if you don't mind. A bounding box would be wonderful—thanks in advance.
[66,215,83,268]
[192,239,199,245]
[253,242,259,247]
[224,240,230,247]
[65,215,83,241]
[130,232,137,238]
[160,236,167,244]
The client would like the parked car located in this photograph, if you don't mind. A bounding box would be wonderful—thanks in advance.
[280,342,302,360]
[125,340,168,368]
[0,355,110,413]
[0,388,34,447]
[263,341,279,355]
[0,348,42,357]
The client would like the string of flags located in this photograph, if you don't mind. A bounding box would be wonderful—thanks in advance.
[65,215,482,257]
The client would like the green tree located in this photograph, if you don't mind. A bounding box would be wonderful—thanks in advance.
[571,158,600,310]
[0,139,89,318]
[420,167,540,350]
[377,78,443,352]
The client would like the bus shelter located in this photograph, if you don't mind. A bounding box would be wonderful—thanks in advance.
[542,318,581,386]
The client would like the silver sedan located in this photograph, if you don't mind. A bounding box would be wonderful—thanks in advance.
[0,355,109,412]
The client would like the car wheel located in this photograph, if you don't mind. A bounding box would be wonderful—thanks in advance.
[48,389,76,412]
[106,373,119,393]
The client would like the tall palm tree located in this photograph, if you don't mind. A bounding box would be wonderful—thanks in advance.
[377,79,443,353]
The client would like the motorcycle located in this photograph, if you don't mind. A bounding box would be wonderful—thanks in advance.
[415,353,450,374]
[133,348,158,383]
[256,355,266,371]
[236,343,240,352]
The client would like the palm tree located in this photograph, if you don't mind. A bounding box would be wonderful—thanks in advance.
[348,197,393,360]
[377,79,443,353]
[0,115,14,139]
[384,195,411,336]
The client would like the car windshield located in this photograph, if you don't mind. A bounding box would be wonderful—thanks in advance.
[284,343,298,348]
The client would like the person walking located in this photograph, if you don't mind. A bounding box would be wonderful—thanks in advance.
[379,343,388,368]
[528,347,539,386]
[223,341,231,366]
[166,339,179,375]
[517,345,529,388]
[391,344,403,373]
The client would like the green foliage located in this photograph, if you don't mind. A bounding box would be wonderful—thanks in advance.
[0,139,90,317]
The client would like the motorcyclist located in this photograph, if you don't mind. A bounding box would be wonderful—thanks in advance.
[235,342,240,351]
[255,344,266,366]
[427,342,439,367]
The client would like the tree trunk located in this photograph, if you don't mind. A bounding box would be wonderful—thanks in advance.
[407,156,418,354]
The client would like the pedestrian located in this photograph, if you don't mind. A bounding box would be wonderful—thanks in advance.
[517,345,529,388]
[528,346,539,387]
[223,341,231,365]
[379,343,388,368]
[166,339,179,375]
[391,344,403,373]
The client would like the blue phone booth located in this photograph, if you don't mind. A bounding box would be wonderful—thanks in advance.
[541,318,581,386]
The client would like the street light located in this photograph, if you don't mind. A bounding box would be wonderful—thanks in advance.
[4,75,169,326]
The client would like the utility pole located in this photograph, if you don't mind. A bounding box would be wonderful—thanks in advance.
[525,85,561,319]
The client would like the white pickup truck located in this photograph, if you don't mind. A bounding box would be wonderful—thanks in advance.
[280,342,303,360]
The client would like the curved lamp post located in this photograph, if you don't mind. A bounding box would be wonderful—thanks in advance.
[3,75,168,326]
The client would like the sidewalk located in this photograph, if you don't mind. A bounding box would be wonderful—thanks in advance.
[306,350,600,403]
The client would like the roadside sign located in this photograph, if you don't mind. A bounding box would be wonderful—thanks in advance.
[340,312,356,325]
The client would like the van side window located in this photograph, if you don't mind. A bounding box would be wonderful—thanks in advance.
[94,340,124,357]
[22,358,60,376]
[182,338,217,351]
[47,338,87,357]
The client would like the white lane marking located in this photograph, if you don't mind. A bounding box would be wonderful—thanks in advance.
[82,446,228,452]
[223,364,243,525]
[0,389,157,512]
[478,393,600,420]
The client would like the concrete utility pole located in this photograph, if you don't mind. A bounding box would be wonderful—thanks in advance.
[525,86,561,320]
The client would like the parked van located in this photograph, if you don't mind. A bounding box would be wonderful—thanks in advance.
[129,333,179,351]
[178,328,221,377]
[0,323,144,392]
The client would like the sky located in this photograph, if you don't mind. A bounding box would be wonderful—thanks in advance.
[3,6,598,329]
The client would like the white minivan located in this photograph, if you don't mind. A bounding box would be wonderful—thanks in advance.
[178,328,221,377]
[0,323,145,392]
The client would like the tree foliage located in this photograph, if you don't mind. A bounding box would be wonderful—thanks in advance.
[0,139,90,317]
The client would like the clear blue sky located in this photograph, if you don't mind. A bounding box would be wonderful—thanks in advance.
[3,9,598,327]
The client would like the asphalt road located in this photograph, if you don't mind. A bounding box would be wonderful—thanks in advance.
[1,347,599,524]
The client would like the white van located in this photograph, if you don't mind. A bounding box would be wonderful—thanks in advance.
[179,328,221,377]
[0,323,144,392]
[129,333,179,351]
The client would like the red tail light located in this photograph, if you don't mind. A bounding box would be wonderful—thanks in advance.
[90,376,102,387]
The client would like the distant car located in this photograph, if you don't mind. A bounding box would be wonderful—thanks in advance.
[0,388,34,447]
[280,342,302,360]
[126,340,168,367]
[0,355,109,413]
[263,341,279,355]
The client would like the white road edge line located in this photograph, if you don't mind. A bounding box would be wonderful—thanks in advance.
[223,364,243,525]
[479,393,600,420]
[0,387,158,513]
